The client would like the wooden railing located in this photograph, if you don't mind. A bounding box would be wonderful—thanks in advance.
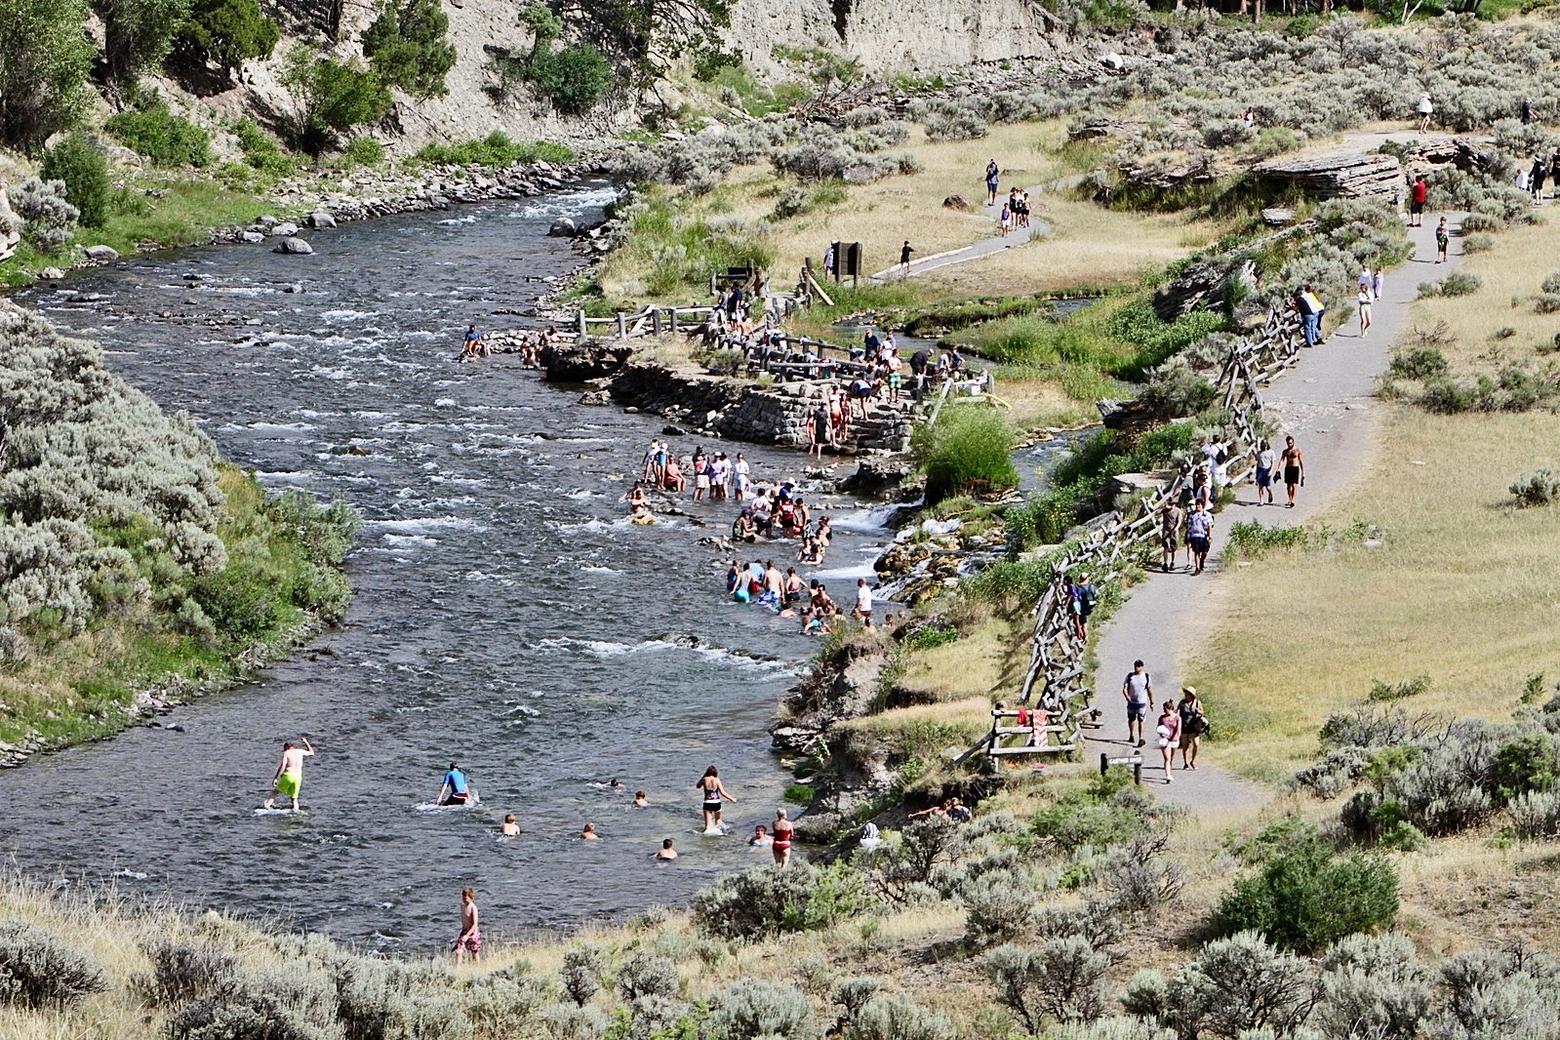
[1005,307,1304,754]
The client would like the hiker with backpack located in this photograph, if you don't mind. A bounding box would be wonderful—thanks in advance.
[1176,687,1209,770]
[1069,572,1099,641]
[1122,660,1154,748]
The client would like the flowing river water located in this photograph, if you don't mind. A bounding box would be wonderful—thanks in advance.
[0,185,909,949]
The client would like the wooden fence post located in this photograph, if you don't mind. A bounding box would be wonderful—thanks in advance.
[670,309,679,335]
[576,310,587,337]
[616,312,627,338]
[652,309,663,335]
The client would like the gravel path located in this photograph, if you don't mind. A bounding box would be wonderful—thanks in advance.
[868,194,1050,281]
[1085,214,1465,813]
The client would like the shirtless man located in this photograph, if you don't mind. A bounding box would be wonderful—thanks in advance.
[453,888,480,965]
[760,560,784,608]
[264,737,315,811]
[1280,435,1305,509]
[654,838,679,861]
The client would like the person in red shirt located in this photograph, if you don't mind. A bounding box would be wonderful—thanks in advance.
[1409,175,1429,228]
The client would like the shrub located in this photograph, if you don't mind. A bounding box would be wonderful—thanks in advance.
[1387,345,1448,380]
[1155,932,1313,1039]
[962,868,1037,947]
[691,864,874,940]
[986,939,1109,1031]
[1435,947,1560,1040]
[849,993,954,1040]
[1103,832,1184,915]
[1490,732,1559,803]
[106,99,212,167]
[10,177,79,253]
[233,118,298,177]
[1225,521,1309,559]
[531,43,614,115]
[191,564,283,645]
[1367,675,1431,702]
[141,940,238,1006]
[0,919,106,1010]
[1511,469,1560,507]
[411,131,573,168]
[1214,835,1398,952]
[279,49,393,157]
[1140,355,1217,419]
[1419,271,1482,298]
[709,979,815,1040]
[1507,789,1560,839]
[561,946,603,1006]
[362,0,456,99]
[40,132,111,228]
[615,951,678,1003]
[343,135,385,167]
[174,0,279,81]
[913,406,1019,505]
[1312,934,1431,1040]
[0,0,95,151]
[1462,232,1495,253]
[922,105,990,142]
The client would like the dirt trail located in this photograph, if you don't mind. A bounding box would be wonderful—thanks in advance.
[1086,215,1465,813]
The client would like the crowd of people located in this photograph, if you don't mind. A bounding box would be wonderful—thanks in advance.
[458,323,561,364]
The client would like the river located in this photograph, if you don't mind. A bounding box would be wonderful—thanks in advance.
[0,185,901,950]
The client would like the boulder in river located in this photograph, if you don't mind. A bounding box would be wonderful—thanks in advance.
[548,217,577,238]
[274,237,314,255]
[578,389,611,406]
[308,210,337,229]
[38,267,65,280]
[84,244,120,262]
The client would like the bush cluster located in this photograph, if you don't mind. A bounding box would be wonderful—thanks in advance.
[1510,469,1560,507]
[691,863,874,940]
[9,177,79,253]
[0,919,106,1010]
[39,132,111,229]
[410,132,574,169]
[105,98,212,167]
[913,406,1019,505]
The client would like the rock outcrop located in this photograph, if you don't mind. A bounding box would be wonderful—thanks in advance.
[539,338,637,382]
[1253,149,1404,201]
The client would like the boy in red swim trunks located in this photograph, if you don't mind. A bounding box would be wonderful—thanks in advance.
[453,888,480,964]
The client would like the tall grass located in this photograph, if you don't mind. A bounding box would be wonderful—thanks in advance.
[913,406,1020,504]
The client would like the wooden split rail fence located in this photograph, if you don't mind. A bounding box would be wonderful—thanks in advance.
[973,307,1304,765]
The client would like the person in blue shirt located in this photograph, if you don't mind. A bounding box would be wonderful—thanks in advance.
[438,761,473,806]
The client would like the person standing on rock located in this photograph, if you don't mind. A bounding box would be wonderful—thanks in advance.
[899,240,914,278]
[1409,174,1428,228]
[772,808,795,868]
[985,159,1000,206]
[264,737,315,812]
[1122,660,1154,748]
[1281,435,1305,508]
[1186,500,1213,575]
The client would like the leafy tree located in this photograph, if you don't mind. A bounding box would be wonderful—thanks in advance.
[280,49,393,158]
[361,0,456,100]
[98,0,192,95]
[548,0,733,89]
[40,133,111,228]
[0,0,95,152]
[173,0,279,83]
[532,43,612,114]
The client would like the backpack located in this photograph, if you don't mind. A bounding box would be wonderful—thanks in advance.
[1081,585,1099,612]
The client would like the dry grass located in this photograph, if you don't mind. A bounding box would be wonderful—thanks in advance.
[1185,214,1560,786]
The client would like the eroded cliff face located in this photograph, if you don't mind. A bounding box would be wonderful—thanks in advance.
[730,0,1060,73]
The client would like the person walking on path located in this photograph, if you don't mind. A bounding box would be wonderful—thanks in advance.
[1529,155,1547,200]
[1281,435,1305,508]
[1255,438,1276,505]
[1159,500,1181,572]
[1069,572,1098,640]
[1357,283,1373,337]
[1176,687,1207,771]
[1186,500,1213,575]
[985,160,1000,206]
[1372,265,1385,302]
[1435,216,1449,263]
[1122,660,1154,748]
[1416,92,1434,133]
[1409,174,1428,227]
[264,737,315,812]
[453,888,480,965]
[899,240,914,277]
[1155,700,1181,783]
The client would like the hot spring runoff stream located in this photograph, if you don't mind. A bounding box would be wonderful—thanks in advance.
[0,185,910,949]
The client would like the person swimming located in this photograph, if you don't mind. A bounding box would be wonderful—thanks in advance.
[438,761,473,806]
[633,790,649,808]
[749,824,772,847]
[580,822,600,840]
[500,813,520,836]
[654,837,678,861]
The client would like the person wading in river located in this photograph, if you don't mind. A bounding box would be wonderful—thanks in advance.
[453,888,481,965]
[695,765,735,833]
[264,737,315,811]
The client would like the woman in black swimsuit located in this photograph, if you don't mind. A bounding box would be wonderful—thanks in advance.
[695,765,735,833]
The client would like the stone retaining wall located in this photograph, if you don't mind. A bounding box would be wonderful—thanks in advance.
[607,363,823,447]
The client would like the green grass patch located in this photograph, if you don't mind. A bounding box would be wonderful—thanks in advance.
[913,405,1020,505]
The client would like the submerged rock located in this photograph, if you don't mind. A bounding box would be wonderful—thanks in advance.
[548,217,577,237]
[274,237,314,255]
